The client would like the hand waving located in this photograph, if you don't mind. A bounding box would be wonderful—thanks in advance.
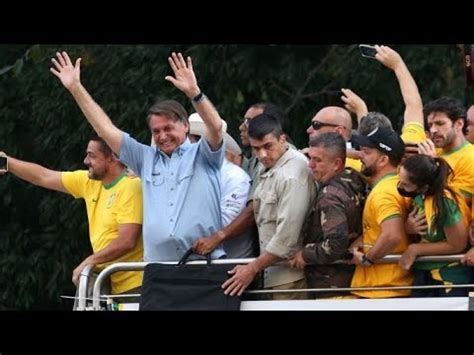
[50,51,82,91]
[164,52,200,98]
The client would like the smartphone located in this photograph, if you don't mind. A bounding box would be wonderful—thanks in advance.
[0,156,7,171]
[359,44,377,59]
[322,89,345,107]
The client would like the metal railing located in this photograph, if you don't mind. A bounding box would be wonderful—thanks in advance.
[74,254,472,310]
[76,263,96,311]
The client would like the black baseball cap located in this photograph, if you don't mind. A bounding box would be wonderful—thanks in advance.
[352,127,405,162]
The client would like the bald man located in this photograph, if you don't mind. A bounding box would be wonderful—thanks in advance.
[306,106,362,171]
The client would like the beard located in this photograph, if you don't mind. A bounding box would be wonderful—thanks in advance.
[361,162,377,177]
[88,167,104,181]
[432,129,455,148]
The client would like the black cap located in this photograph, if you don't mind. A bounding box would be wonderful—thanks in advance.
[352,127,405,162]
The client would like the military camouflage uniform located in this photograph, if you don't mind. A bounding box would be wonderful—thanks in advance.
[303,168,367,297]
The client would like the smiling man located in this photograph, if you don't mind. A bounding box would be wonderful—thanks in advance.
[0,136,144,307]
[51,51,226,263]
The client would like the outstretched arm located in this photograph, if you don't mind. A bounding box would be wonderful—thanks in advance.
[165,52,223,150]
[50,51,123,154]
[375,45,424,127]
[2,153,67,193]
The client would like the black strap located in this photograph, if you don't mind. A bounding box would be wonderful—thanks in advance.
[178,248,212,265]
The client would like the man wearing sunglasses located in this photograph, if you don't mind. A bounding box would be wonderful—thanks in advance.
[306,106,362,171]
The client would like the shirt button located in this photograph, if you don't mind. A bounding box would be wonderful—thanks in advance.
[170,218,174,222]
[171,172,174,176]
[171,188,174,191]
[169,202,174,206]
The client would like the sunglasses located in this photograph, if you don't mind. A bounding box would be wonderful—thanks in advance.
[311,120,341,130]
[241,117,251,127]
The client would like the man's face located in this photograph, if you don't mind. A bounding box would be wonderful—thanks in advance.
[83,140,112,180]
[306,107,352,141]
[359,146,383,178]
[239,106,264,148]
[307,116,340,139]
[427,112,457,148]
[466,105,474,144]
[249,133,286,169]
[150,114,188,156]
[307,146,340,184]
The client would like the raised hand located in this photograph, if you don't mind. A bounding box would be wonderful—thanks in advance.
[341,88,368,120]
[374,45,403,71]
[50,51,82,91]
[164,52,200,99]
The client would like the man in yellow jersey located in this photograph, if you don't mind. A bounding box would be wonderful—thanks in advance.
[350,127,414,298]
[419,97,474,218]
[419,97,474,269]
[0,136,143,308]
[461,103,474,265]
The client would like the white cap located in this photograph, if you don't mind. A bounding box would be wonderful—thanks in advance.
[188,113,241,155]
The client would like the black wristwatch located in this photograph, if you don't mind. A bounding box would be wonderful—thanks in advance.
[361,254,374,267]
[192,91,206,104]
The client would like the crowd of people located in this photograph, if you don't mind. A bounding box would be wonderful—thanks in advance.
[1,45,474,307]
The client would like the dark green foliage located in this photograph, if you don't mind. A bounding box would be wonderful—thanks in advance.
[0,44,467,309]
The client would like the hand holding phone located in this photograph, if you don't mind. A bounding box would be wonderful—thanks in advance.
[359,44,377,59]
[0,152,8,172]
[322,89,345,107]
[404,142,419,156]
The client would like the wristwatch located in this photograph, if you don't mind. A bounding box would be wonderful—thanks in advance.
[361,254,374,267]
[192,91,206,104]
